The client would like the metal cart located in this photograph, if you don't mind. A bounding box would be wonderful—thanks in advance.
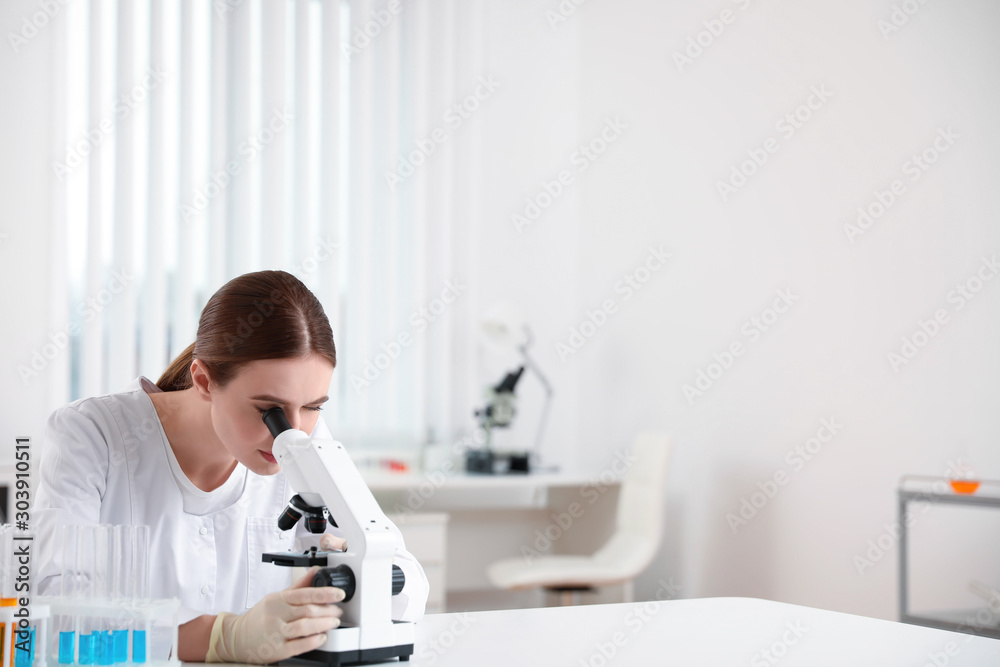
[898,475,1000,640]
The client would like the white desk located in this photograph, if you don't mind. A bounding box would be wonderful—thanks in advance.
[412,597,1000,665]
[195,597,1000,665]
[362,471,611,509]
[362,472,622,607]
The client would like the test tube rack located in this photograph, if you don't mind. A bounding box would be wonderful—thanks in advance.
[36,596,179,666]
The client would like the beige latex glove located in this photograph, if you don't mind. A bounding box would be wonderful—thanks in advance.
[320,533,348,551]
[206,566,345,664]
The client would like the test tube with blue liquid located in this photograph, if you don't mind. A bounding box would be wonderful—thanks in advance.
[96,525,116,666]
[106,526,124,665]
[76,526,98,665]
[131,526,149,664]
[57,525,78,664]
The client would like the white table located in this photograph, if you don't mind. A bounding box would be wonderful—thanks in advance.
[195,597,1000,666]
[405,597,1000,666]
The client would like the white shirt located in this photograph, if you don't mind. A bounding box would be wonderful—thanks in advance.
[34,376,429,625]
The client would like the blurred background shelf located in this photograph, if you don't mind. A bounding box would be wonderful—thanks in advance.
[899,475,1000,640]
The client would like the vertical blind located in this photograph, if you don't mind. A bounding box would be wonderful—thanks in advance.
[50,0,485,449]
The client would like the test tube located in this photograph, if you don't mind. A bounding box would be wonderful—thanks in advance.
[116,526,131,667]
[57,525,78,665]
[131,526,149,664]
[106,526,125,665]
[94,525,114,667]
[76,526,96,666]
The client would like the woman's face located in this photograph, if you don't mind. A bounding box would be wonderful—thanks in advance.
[201,354,334,475]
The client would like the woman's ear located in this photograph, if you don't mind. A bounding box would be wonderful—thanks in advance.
[189,358,214,401]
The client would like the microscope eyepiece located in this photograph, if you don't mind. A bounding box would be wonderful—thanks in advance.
[262,405,340,534]
[261,406,293,437]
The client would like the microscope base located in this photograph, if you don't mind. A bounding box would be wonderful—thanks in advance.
[280,622,415,666]
[283,642,413,666]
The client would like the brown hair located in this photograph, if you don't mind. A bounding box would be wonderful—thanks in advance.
[156,270,336,391]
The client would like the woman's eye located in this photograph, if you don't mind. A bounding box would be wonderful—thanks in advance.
[255,406,322,413]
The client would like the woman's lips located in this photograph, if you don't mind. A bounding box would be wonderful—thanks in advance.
[260,450,277,463]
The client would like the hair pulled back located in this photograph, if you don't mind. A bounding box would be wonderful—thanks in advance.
[156,270,336,391]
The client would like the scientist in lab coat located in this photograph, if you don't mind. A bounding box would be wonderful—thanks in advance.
[34,269,429,663]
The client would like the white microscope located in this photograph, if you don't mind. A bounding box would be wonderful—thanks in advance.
[259,407,414,665]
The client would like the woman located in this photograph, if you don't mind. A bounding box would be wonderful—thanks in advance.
[35,270,429,662]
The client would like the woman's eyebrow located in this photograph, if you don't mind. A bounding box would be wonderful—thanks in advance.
[250,394,329,404]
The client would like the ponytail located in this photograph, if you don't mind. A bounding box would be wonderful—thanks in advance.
[156,342,196,392]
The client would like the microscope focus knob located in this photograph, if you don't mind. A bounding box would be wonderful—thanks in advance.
[313,564,406,601]
[391,564,405,595]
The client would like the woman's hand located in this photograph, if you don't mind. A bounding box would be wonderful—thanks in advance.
[206,566,345,664]
[321,533,348,551]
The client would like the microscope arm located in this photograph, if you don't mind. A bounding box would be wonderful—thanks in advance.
[271,423,405,629]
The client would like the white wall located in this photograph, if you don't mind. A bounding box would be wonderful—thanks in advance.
[476,0,1000,621]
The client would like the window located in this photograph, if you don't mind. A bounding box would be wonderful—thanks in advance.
[55,0,483,451]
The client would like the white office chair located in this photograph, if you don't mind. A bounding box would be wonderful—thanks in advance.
[487,432,672,606]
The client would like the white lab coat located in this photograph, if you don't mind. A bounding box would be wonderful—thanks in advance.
[34,376,429,626]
